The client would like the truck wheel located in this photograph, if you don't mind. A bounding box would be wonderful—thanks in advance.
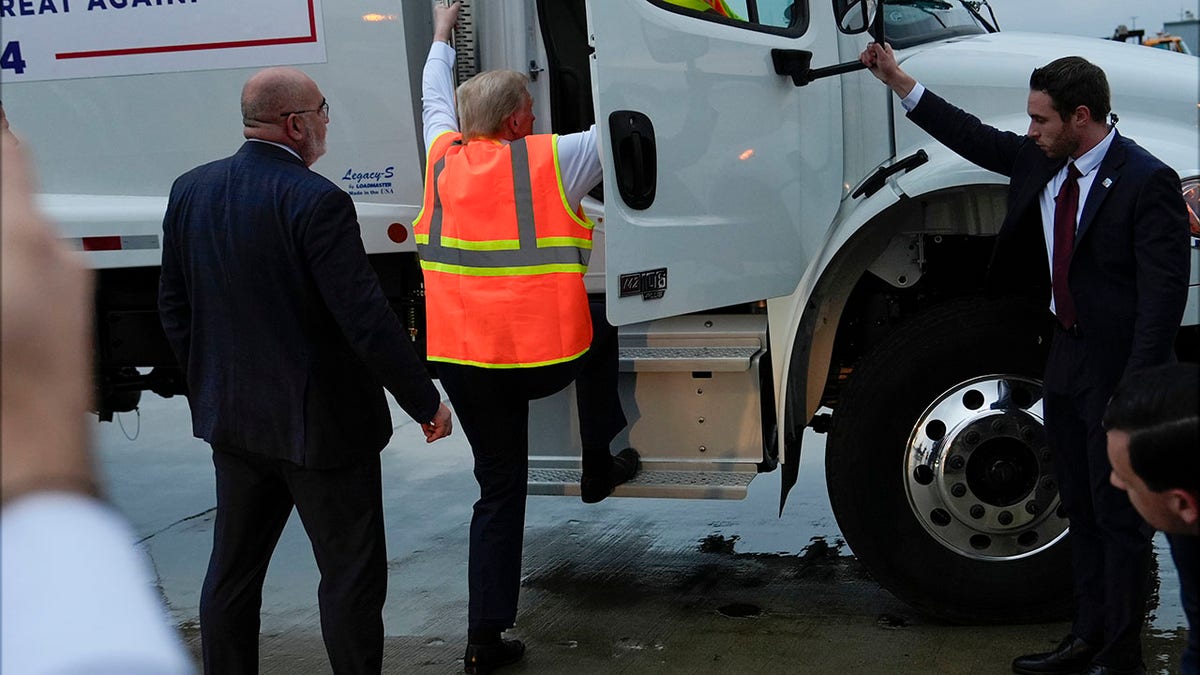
[826,297,1072,623]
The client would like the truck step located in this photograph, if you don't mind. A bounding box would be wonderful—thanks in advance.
[528,468,757,500]
[619,344,762,372]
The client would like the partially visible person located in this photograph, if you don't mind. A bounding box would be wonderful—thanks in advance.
[159,66,452,674]
[417,3,639,672]
[1,102,13,137]
[1,120,193,674]
[860,42,1189,675]
[662,0,743,20]
[1104,363,1200,675]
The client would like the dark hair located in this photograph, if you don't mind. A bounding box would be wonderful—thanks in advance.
[1102,363,1200,494]
[1028,56,1111,123]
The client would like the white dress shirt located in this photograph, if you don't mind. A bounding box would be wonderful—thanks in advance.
[2,494,194,674]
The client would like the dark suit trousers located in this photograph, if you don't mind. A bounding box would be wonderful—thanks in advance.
[437,301,627,632]
[1044,327,1153,669]
[200,446,387,675]
[1169,533,1200,675]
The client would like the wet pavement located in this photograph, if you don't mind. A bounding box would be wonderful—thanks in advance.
[93,392,1189,674]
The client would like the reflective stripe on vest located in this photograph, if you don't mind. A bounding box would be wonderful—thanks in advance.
[417,138,591,276]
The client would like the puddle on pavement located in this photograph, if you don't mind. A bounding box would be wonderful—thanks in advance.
[717,602,763,619]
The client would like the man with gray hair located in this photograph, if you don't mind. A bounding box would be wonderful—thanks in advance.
[159,66,453,674]
[416,3,639,672]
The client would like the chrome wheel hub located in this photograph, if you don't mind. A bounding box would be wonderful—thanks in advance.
[904,375,1068,561]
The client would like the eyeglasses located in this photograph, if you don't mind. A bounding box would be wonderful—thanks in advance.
[280,98,329,121]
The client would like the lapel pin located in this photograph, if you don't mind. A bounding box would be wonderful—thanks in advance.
[1101,178,1112,188]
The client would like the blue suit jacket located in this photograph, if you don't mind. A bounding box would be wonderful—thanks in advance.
[908,90,1189,390]
[159,141,439,467]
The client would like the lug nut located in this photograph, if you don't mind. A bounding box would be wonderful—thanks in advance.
[948,455,965,471]
[970,505,986,519]
[1025,501,1041,515]
[964,431,980,445]
[991,419,1006,433]
[951,483,967,498]
[1041,477,1056,492]
[997,510,1013,525]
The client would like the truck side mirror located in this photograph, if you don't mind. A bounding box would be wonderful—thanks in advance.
[774,0,884,87]
[835,0,878,34]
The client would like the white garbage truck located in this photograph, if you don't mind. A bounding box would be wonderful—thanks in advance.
[3,0,1197,622]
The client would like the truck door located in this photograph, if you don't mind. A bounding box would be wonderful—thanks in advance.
[588,0,845,324]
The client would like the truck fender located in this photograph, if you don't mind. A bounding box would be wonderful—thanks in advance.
[769,143,1007,505]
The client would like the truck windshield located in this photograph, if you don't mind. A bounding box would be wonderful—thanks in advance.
[882,0,989,49]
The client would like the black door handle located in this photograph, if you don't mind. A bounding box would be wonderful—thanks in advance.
[608,111,657,210]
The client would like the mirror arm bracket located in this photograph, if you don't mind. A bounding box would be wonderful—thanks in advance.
[772,49,868,87]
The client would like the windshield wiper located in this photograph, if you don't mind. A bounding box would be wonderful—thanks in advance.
[959,0,998,32]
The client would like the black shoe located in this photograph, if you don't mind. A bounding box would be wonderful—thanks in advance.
[580,447,641,504]
[1012,635,1098,674]
[1080,665,1145,675]
[464,638,525,674]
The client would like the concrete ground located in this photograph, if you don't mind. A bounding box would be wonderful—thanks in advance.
[93,392,1188,674]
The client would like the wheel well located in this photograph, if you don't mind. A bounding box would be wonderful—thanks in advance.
[781,184,1011,429]
[820,232,1000,407]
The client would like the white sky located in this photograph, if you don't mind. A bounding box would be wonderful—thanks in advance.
[985,0,1196,39]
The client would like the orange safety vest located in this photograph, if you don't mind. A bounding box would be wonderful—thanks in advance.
[413,131,595,368]
[664,0,740,19]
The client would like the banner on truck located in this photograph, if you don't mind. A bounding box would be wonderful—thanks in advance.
[0,0,326,83]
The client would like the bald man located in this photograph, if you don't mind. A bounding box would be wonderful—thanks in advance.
[159,67,452,674]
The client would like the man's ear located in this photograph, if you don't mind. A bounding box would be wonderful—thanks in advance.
[285,115,305,142]
[1072,104,1092,127]
[1169,488,1200,527]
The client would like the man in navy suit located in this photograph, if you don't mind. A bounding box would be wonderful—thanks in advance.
[860,44,1189,675]
[159,67,453,675]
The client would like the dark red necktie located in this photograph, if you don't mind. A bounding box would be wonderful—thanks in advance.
[1052,162,1082,329]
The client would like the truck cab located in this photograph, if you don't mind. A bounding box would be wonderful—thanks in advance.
[3,0,1197,623]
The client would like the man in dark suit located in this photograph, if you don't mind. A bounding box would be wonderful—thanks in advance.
[1104,363,1200,675]
[860,44,1190,675]
[158,67,453,675]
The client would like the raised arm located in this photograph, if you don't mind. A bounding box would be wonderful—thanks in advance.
[422,1,461,150]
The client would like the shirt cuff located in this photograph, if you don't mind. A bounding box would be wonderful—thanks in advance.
[901,82,926,112]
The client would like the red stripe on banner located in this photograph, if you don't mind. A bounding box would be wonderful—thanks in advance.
[56,0,317,60]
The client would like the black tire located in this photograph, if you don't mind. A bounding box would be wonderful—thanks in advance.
[826,297,1072,623]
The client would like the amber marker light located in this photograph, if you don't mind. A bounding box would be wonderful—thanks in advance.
[739,149,755,161]
[362,13,397,22]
